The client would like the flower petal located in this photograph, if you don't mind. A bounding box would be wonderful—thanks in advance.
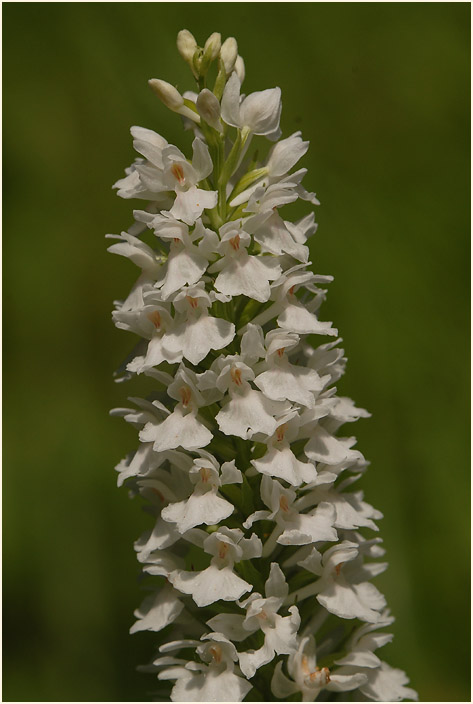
[170,564,252,607]
[130,584,184,634]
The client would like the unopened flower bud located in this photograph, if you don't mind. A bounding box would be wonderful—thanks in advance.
[177,29,198,63]
[148,79,200,124]
[234,55,245,83]
[220,37,238,75]
[196,89,222,131]
[148,78,183,111]
[204,32,221,61]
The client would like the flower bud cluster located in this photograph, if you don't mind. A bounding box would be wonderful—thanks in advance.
[109,29,417,702]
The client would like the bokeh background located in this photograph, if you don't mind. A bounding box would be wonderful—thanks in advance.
[3,2,470,701]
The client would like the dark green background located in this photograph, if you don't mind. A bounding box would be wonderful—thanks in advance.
[3,2,470,701]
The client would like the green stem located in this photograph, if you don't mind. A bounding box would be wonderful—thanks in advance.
[217,138,227,222]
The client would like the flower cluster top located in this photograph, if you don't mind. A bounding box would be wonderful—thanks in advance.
[109,29,417,703]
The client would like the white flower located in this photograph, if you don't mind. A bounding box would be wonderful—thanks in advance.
[158,633,252,702]
[271,635,368,701]
[139,365,212,451]
[334,660,418,702]
[129,583,184,634]
[230,131,310,209]
[208,564,300,678]
[113,126,172,202]
[245,475,338,548]
[161,284,235,365]
[210,222,281,302]
[254,329,326,408]
[334,611,395,669]
[221,73,282,139]
[295,541,387,622]
[251,414,318,486]
[161,452,241,532]
[215,357,291,439]
[170,527,262,607]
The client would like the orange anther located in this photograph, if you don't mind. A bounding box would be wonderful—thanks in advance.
[334,563,342,577]
[186,296,199,310]
[230,367,243,386]
[147,310,161,329]
[179,386,192,407]
[229,235,240,251]
[301,655,310,675]
[200,467,211,483]
[276,424,287,442]
[279,495,290,513]
[209,646,222,664]
[171,163,185,184]
[151,488,164,502]
[218,542,229,560]
[277,347,285,358]
[308,667,330,684]
[288,285,295,295]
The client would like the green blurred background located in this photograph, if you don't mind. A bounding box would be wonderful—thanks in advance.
[3,2,470,701]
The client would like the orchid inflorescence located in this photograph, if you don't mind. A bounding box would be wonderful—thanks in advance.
[109,29,417,702]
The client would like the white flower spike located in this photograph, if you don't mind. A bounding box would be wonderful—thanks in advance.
[110,29,417,702]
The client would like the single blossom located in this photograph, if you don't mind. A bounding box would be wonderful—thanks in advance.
[221,73,282,139]
[169,527,262,607]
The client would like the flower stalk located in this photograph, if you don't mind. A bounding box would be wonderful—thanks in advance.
[109,28,417,703]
